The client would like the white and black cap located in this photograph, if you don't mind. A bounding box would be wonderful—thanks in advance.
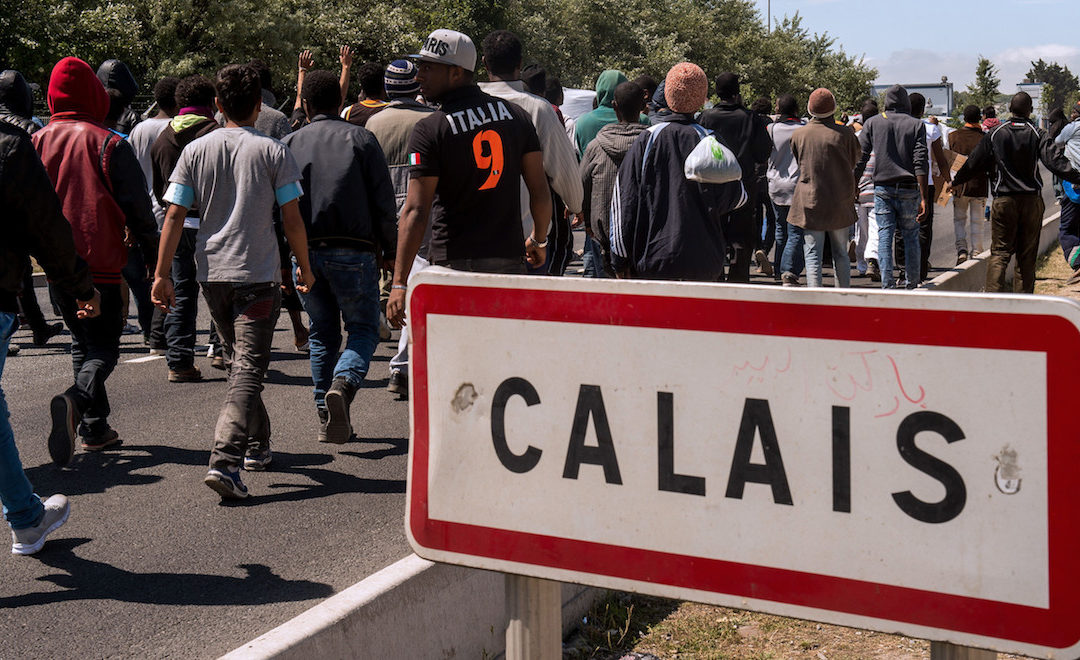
[410,29,477,72]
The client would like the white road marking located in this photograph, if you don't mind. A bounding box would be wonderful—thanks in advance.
[124,355,165,364]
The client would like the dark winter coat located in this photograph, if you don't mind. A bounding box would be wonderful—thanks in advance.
[0,122,95,313]
[609,114,747,281]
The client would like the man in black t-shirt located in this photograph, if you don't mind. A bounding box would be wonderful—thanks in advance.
[387,29,552,327]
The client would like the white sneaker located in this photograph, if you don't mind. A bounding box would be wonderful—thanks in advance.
[11,494,70,555]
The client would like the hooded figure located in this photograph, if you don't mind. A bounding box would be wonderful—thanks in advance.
[33,57,156,284]
[580,82,650,274]
[648,79,672,125]
[97,59,140,134]
[32,56,159,455]
[854,85,928,189]
[0,70,36,134]
[575,70,647,154]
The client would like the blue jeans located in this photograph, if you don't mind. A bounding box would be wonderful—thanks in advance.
[582,234,606,278]
[1060,197,1080,267]
[778,209,805,277]
[875,185,921,289]
[164,228,199,370]
[803,228,851,288]
[0,312,44,530]
[296,249,380,409]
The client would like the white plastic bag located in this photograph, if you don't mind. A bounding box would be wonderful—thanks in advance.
[683,131,742,184]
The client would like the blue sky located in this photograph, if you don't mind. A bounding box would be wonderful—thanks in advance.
[752,0,1080,90]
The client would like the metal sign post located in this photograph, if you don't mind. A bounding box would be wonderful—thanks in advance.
[405,269,1080,659]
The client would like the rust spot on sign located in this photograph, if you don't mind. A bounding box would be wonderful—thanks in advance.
[451,383,478,413]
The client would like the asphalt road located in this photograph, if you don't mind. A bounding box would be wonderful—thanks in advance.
[2,297,411,659]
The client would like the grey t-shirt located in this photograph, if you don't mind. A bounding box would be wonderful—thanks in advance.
[166,127,302,283]
[127,117,171,226]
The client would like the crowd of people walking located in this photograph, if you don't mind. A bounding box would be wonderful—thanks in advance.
[3,25,1080,553]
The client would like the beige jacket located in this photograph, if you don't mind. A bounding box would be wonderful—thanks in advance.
[789,118,861,231]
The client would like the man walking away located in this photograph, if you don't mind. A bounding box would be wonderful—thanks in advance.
[2,121,101,553]
[699,73,773,283]
[854,85,928,290]
[479,30,583,277]
[947,105,988,264]
[386,29,552,328]
[1055,101,1080,282]
[96,59,140,135]
[950,92,1080,293]
[854,99,881,281]
[575,69,641,155]
[0,69,64,346]
[283,70,397,444]
[609,63,746,281]
[128,76,179,355]
[129,77,179,228]
[768,94,806,284]
[154,64,313,499]
[906,93,950,282]
[580,81,648,276]
[366,60,433,398]
[33,57,159,463]
[150,75,220,382]
[343,62,389,127]
[789,88,861,288]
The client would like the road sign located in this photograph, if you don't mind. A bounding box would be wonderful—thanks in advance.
[405,269,1080,658]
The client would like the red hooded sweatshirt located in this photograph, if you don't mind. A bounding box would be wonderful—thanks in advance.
[32,57,129,284]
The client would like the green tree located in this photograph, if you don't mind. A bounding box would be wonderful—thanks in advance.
[0,0,880,113]
[965,56,1000,108]
[1026,58,1079,112]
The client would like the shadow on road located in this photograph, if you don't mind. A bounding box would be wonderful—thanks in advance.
[0,538,334,608]
[22,446,400,507]
[24,445,210,496]
[340,437,408,461]
[234,453,407,506]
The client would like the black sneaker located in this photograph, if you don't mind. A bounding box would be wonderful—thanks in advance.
[956,250,968,265]
[32,322,64,347]
[48,393,78,466]
[387,369,408,398]
[323,378,354,444]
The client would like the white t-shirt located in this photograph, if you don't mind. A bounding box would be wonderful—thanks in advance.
[924,119,942,178]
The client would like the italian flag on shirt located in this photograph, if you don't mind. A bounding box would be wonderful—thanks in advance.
[408,153,422,166]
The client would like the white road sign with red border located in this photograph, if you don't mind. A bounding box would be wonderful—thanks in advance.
[404,269,1080,658]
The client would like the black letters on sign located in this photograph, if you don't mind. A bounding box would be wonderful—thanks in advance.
[563,385,623,484]
[490,377,543,473]
[725,399,793,505]
[832,406,851,513]
[891,411,967,523]
[657,392,706,496]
